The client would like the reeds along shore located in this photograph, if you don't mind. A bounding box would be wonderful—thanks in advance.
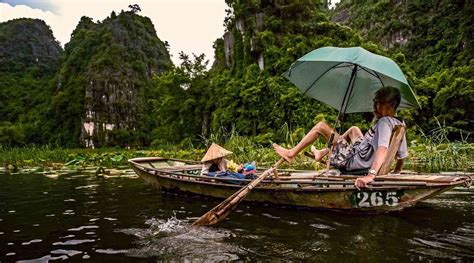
[1,136,472,173]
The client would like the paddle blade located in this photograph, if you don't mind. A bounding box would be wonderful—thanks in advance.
[192,167,275,227]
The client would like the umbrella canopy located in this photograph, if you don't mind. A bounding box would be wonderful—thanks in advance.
[282,46,420,113]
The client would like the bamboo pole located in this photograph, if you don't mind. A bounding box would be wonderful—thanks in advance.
[192,158,285,227]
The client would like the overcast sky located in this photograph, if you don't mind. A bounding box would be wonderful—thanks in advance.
[0,0,228,66]
[0,0,340,67]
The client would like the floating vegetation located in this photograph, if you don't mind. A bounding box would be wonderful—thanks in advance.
[0,145,202,170]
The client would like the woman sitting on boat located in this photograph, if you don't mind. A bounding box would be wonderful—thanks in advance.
[200,143,233,175]
[273,86,408,188]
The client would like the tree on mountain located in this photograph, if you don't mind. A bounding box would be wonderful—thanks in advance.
[128,4,141,13]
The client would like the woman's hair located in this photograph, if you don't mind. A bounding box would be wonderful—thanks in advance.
[375,86,401,109]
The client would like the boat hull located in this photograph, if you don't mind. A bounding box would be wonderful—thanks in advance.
[129,157,470,213]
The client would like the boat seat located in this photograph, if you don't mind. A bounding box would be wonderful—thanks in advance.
[339,124,406,175]
[378,124,405,175]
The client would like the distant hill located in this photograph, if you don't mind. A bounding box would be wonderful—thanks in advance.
[49,10,172,147]
[0,18,62,145]
[0,11,173,147]
[0,18,62,73]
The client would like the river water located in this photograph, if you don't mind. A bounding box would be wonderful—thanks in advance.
[0,169,473,262]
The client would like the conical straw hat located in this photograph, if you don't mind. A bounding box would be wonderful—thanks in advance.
[201,143,233,162]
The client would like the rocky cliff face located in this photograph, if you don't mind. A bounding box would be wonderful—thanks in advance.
[0,18,62,145]
[0,18,62,74]
[214,0,329,72]
[52,11,172,147]
[331,0,473,75]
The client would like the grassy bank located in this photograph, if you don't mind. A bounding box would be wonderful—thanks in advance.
[0,145,205,171]
[1,138,473,173]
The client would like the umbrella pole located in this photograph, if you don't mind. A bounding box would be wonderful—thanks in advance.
[325,65,358,173]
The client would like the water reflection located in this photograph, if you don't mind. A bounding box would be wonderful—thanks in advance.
[0,170,472,261]
[410,224,474,259]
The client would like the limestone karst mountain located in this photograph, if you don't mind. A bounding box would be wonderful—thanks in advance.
[51,10,172,147]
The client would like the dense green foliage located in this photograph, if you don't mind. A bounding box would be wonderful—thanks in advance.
[150,0,472,148]
[0,19,62,146]
[0,12,172,147]
[49,11,172,147]
[151,0,407,145]
[0,1,472,157]
[334,0,473,136]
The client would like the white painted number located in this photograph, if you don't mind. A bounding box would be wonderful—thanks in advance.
[371,191,384,206]
[386,191,399,206]
[357,192,370,207]
[356,191,399,207]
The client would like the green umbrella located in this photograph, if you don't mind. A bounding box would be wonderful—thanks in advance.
[283,46,420,114]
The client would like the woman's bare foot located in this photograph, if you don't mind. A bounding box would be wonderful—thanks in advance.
[311,146,329,162]
[273,143,295,163]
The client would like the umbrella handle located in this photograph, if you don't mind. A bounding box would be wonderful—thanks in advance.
[327,132,335,148]
[325,131,337,174]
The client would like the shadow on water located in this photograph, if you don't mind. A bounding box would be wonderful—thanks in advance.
[174,186,474,262]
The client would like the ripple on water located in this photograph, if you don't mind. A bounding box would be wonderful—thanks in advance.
[75,184,99,190]
[261,213,280,219]
[95,248,129,255]
[409,224,474,260]
[261,242,313,260]
[51,249,82,257]
[309,223,335,230]
[17,255,68,262]
[119,216,245,261]
[68,225,99,231]
[21,239,42,245]
[283,220,299,225]
[303,239,329,254]
[53,239,95,245]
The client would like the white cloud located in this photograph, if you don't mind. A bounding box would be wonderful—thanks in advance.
[0,0,228,66]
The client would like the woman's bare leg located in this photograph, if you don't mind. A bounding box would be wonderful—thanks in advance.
[311,146,330,162]
[273,122,338,163]
[341,126,363,143]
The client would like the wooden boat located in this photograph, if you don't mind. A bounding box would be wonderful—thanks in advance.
[128,157,472,213]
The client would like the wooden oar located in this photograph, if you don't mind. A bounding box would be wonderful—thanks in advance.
[192,158,285,227]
